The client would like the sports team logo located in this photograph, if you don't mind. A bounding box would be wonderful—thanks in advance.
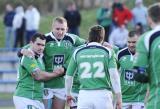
[124,69,135,86]
[53,55,64,65]
[63,40,72,48]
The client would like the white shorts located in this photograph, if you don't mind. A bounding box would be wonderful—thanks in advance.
[70,92,79,108]
[43,88,66,100]
[123,102,145,109]
[13,96,45,109]
[77,89,113,109]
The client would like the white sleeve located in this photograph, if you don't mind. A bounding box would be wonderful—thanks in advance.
[109,68,121,94]
[65,75,73,96]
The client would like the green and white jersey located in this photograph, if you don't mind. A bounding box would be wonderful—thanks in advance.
[14,51,45,101]
[72,71,80,93]
[117,47,147,103]
[72,44,87,93]
[112,45,119,54]
[134,26,160,109]
[67,42,117,90]
[44,32,85,88]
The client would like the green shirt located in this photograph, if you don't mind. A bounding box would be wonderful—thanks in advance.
[67,42,117,90]
[14,52,45,101]
[96,8,112,27]
[44,32,85,88]
[117,47,147,103]
[72,44,86,93]
[134,27,160,109]
[72,44,119,93]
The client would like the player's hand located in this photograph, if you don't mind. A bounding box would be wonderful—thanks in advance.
[21,49,34,58]
[102,42,112,49]
[53,67,65,76]
[66,95,74,106]
[116,99,122,109]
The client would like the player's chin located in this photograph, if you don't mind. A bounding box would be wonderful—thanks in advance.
[58,34,64,38]
[37,51,43,55]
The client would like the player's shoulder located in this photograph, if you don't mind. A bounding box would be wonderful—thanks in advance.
[74,44,87,53]
[117,47,129,61]
[138,29,159,51]
[63,33,79,44]
[45,32,52,37]
[20,55,35,65]
[44,32,56,42]
[76,44,87,49]
[65,33,79,38]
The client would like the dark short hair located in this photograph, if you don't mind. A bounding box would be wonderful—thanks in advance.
[148,3,160,23]
[128,30,137,38]
[88,25,105,43]
[31,33,46,42]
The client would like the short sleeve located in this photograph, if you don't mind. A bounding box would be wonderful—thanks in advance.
[21,56,39,74]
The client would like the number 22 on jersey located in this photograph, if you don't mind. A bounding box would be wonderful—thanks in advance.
[79,61,105,79]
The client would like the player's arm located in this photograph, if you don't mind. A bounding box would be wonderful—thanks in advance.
[74,35,86,46]
[108,50,122,109]
[132,66,149,83]
[21,56,64,81]
[31,67,64,81]
[133,52,149,83]
[65,55,77,106]
[17,44,34,58]
[133,34,149,83]
[109,68,122,109]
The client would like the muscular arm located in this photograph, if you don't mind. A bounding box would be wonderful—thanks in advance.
[31,67,64,81]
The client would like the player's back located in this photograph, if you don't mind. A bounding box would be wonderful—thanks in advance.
[74,43,112,90]
[134,30,160,109]
[149,35,160,86]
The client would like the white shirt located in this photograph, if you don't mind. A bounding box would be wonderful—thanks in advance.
[25,7,40,30]
[109,27,128,48]
[13,6,24,29]
[132,5,148,26]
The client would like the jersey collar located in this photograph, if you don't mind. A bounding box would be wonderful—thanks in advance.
[87,42,102,46]
[153,25,160,31]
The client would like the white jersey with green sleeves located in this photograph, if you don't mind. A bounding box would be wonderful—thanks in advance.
[117,47,147,103]
[66,42,117,90]
[44,32,85,89]
[14,49,45,101]
[134,27,160,109]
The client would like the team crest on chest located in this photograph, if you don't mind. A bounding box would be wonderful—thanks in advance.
[124,69,135,86]
[53,55,64,65]
[62,40,72,48]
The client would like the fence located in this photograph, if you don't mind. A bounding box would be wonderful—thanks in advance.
[0,48,19,92]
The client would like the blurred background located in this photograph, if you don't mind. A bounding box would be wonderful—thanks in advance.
[0,0,159,109]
